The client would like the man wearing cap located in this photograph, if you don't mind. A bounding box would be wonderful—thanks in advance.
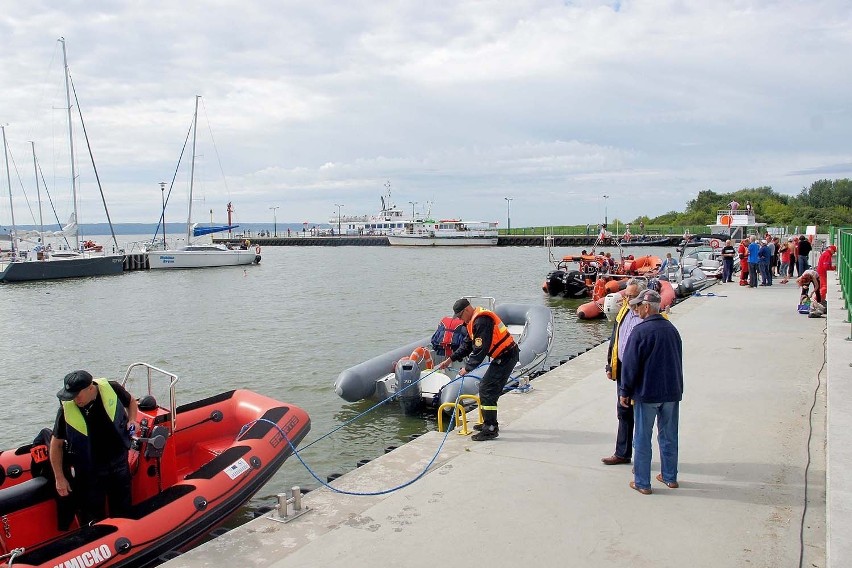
[600,278,647,466]
[437,298,519,441]
[619,290,684,495]
[49,370,138,525]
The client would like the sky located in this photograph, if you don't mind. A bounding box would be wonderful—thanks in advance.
[1,1,850,229]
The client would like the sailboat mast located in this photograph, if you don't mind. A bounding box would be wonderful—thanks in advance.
[2,126,17,255]
[31,142,45,241]
[60,37,80,251]
[186,95,199,245]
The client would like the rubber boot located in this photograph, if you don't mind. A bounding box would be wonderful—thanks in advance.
[472,410,499,441]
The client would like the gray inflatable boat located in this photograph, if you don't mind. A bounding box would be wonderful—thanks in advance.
[333,302,554,415]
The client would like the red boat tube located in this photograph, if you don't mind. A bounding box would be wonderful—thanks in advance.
[0,363,310,568]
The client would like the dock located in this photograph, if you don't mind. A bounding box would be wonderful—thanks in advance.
[162,271,846,567]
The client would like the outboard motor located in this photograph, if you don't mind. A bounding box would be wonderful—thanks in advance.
[545,270,566,296]
[395,358,423,415]
[563,270,589,298]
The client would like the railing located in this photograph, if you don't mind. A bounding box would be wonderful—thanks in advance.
[838,227,851,326]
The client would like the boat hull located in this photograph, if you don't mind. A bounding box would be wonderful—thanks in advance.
[0,255,124,283]
[334,303,554,413]
[387,235,498,246]
[1,389,310,568]
[148,249,260,269]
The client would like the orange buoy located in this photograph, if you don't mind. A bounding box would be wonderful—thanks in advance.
[604,279,621,293]
[409,346,434,370]
[577,300,604,320]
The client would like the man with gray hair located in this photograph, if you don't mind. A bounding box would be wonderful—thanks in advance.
[601,277,647,466]
[620,290,684,494]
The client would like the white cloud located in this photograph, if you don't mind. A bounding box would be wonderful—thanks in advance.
[1,0,850,227]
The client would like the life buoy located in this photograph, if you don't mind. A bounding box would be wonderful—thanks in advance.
[592,279,607,301]
[720,215,732,226]
[409,346,434,370]
[709,239,721,249]
[255,246,261,254]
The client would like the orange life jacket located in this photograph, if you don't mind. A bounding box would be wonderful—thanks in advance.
[467,308,515,359]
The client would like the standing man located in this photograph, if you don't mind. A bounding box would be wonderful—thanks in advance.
[438,299,519,441]
[816,245,837,306]
[50,370,138,525]
[797,235,812,276]
[747,236,760,288]
[620,290,684,495]
[720,239,736,283]
[601,278,647,466]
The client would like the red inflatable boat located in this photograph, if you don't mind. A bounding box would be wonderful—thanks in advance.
[0,363,311,568]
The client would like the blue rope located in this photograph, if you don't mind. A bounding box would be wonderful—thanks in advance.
[233,359,541,497]
[237,374,476,496]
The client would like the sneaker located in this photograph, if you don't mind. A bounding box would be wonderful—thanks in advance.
[471,427,499,441]
[472,423,499,432]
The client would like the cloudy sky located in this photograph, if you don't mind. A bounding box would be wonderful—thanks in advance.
[1,1,850,229]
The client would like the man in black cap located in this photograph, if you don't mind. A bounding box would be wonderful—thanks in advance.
[49,370,138,525]
[437,298,519,441]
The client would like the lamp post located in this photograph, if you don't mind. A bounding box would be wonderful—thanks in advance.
[504,197,513,233]
[602,194,609,227]
[334,203,343,236]
[408,201,417,220]
[270,205,279,237]
[159,181,166,245]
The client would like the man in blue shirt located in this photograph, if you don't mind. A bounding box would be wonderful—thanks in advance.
[747,236,761,288]
[620,290,684,495]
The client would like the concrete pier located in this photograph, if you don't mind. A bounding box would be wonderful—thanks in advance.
[164,272,844,568]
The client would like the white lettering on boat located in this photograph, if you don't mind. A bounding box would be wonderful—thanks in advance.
[53,544,112,568]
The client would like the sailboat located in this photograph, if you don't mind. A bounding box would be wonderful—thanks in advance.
[148,96,261,269]
[0,38,124,283]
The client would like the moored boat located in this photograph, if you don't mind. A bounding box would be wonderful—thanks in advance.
[0,363,311,568]
[334,300,554,415]
[386,219,499,246]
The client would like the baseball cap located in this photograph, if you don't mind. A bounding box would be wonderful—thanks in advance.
[57,370,93,401]
[629,289,661,307]
[452,298,471,316]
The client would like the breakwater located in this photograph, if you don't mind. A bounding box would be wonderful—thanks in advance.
[211,235,683,247]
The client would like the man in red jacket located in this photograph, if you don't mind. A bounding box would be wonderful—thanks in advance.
[816,245,837,305]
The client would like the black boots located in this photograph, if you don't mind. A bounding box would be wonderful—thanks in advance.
[472,409,499,441]
[471,424,499,441]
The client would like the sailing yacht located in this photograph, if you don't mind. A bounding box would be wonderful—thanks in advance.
[0,38,124,283]
[148,96,261,270]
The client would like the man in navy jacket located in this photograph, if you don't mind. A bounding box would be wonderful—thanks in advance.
[619,290,684,494]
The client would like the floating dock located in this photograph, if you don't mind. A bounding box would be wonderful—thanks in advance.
[162,272,843,567]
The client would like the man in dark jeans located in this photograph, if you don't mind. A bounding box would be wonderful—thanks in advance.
[720,239,736,283]
[797,236,812,276]
[50,370,138,526]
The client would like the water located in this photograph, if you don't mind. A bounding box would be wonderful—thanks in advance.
[1,240,670,518]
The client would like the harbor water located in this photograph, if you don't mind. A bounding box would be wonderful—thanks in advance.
[0,241,671,521]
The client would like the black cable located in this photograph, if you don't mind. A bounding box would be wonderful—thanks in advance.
[799,323,827,568]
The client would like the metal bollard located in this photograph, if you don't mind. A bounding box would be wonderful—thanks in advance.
[292,486,302,512]
[277,492,288,519]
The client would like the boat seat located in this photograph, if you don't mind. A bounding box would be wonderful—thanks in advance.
[0,476,52,516]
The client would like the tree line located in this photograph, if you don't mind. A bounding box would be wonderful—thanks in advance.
[633,179,852,228]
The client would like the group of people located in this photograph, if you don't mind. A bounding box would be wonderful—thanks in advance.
[601,278,684,495]
[737,234,815,288]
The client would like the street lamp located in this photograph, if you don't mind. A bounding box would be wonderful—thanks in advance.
[408,201,417,220]
[334,203,343,236]
[159,181,166,245]
[269,205,279,237]
[602,194,610,227]
[504,197,513,233]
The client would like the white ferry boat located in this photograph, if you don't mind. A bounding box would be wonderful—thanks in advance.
[387,219,499,246]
